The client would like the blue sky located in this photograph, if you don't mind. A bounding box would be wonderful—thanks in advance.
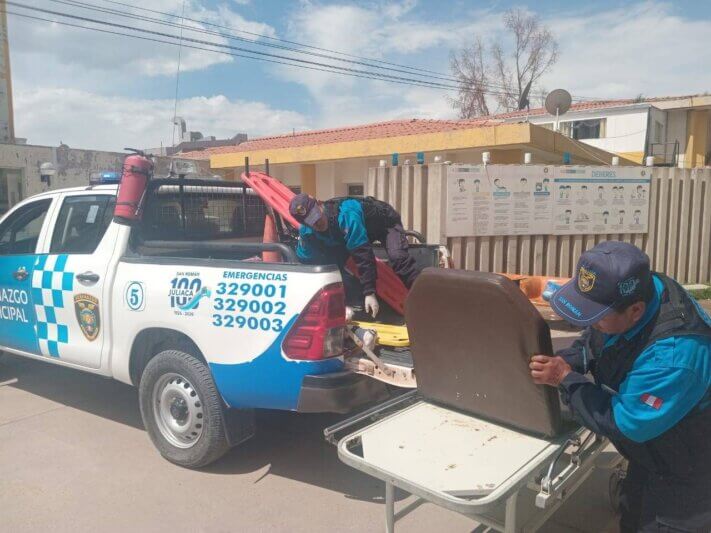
[8,0,711,151]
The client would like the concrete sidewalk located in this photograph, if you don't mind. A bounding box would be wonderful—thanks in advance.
[0,354,618,532]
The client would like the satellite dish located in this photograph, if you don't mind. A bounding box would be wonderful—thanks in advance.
[545,89,572,116]
[545,89,572,133]
[517,79,533,111]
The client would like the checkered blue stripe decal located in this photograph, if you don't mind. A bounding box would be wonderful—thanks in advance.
[31,255,73,357]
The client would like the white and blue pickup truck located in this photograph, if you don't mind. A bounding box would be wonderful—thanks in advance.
[0,175,390,467]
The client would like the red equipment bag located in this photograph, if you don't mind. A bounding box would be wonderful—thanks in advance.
[240,170,409,315]
[114,153,154,224]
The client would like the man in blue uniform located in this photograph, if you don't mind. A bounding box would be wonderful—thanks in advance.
[530,241,711,532]
[289,193,420,318]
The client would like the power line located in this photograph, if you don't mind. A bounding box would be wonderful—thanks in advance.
[2,8,486,93]
[8,1,605,106]
[50,0,466,86]
[12,0,550,101]
[94,0,461,80]
[46,0,600,101]
[10,1,503,93]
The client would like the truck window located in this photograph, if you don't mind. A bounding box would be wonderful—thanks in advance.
[142,185,268,242]
[50,195,116,254]
[0,199,52,255]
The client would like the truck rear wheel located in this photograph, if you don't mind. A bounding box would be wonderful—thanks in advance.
[139,350,230,468]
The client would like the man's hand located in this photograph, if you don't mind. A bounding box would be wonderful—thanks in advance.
[530,355,572,387]
[364,294,379,318]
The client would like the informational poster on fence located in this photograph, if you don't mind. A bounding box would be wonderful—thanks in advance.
[551,166,651,235]
[446,165,651,237]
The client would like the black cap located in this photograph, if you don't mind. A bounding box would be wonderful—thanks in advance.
[551,241,653,327]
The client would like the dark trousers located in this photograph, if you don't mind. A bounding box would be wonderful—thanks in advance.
[620,461,711,532]
[380,224,421,288]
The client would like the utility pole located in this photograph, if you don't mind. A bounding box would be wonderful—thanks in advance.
[0,0,15,143]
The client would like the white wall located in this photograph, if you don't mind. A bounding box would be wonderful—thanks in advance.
[666,109,688,167]
[332,159,369,196]
[525,106,650,156]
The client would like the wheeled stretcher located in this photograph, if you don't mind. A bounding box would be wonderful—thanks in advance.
[326,269,624,532]
[327,391,621,532]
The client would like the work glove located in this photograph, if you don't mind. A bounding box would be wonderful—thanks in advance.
[345,306,354,322]
[364,294,379,318]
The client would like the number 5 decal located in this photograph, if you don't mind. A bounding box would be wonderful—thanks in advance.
[125,281,146,311]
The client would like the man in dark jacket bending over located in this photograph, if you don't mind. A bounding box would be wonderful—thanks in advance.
[289,193,420,317]
[530,241,711,532]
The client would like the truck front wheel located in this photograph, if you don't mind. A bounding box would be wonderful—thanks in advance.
[139,350,230,468]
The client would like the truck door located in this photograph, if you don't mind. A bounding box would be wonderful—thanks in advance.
[0,197,54,355]
[40,193,117,368]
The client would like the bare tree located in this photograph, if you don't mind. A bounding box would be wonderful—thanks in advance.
[449,38,490,118]
[450,8,559,118]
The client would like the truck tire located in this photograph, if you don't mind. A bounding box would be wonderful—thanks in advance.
[139,349,230,468]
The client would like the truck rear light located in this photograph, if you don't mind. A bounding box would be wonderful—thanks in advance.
[283,283,346,360]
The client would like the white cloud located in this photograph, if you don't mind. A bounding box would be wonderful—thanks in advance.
[276,1,499,126]
[13,87,310,151]
[8,0,711,154]
[7,0,276,82]
[541,2,711,99]
[276,0,711,129]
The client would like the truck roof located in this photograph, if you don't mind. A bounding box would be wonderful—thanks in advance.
[31,184,120,200]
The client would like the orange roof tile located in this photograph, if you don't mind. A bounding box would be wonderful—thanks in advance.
[183,118,503,157]
[490,93,708,121]
[180,93,707,159]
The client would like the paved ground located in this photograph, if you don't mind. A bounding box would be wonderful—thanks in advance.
[0,350,621,533]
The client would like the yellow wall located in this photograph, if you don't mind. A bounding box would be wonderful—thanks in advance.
[617,151,645,164]
[299,164,316,195]
[685,110,709,168]
[210,122,630,172]
[211,123,533,168]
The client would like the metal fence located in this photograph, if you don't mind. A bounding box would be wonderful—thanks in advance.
[366,165,711,284]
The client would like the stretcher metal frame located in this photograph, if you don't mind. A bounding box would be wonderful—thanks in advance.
[326,391,617,533]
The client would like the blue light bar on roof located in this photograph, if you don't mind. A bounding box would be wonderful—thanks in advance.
[90,171,122,184]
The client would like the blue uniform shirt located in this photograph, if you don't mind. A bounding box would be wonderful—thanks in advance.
[296,199,369,262]
[593,276,711,443]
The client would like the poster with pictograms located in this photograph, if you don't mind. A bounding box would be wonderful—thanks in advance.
[446,165,650,237]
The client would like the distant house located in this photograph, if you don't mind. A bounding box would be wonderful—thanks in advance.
[494,94,711,168]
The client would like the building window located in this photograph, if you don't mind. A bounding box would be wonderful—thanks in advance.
[558,119,606,140]
[347,183,364,197]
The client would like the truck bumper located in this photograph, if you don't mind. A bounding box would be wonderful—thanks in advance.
[296,370,390,414]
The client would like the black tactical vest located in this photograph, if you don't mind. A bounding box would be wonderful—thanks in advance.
[587,273,711,478]
[323,197,400,243]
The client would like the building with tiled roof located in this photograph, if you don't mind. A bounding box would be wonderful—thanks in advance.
[492,93,711,168]
[181,93,709,199]
[189,119,625,199]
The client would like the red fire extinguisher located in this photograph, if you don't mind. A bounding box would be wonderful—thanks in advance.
[114,149,154,225]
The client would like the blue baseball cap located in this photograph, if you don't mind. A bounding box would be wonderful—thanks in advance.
[551,241,653,327]
[289,193,322,226]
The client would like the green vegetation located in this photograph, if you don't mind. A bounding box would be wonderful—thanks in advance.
[688,286,711,301]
